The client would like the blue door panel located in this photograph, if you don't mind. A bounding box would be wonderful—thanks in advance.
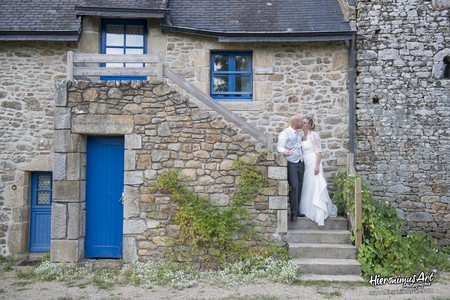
[85,136,124,258]
[30,172,52,253]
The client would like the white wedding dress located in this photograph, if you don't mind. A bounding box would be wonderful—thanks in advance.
[300,131,337,226]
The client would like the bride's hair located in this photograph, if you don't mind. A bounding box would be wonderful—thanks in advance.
[306,116,315,130]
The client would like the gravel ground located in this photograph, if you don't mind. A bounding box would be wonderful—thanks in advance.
[1,266,449,300]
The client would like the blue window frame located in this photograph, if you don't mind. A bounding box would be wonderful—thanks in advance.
[100,19,147,80]
[210,51,253,101]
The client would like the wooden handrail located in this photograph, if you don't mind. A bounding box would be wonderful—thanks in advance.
[164,65,273,148]
[66,51,163,81]
[347,153,362,249]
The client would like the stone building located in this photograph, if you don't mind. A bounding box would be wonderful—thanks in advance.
[354,0,449,245]
[0,0,448,263]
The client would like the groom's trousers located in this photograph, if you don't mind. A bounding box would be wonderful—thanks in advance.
[287,161,304,216]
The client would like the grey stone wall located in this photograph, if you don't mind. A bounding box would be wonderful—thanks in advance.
[164,35,351,175]
[52,80,288,264]
[0,42,74,256]
[355,0,450,244]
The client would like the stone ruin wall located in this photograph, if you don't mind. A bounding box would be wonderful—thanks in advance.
[355,0,450,245]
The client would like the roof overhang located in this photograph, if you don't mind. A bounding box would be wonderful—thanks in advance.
[161,25,356,42]
[75,6,169,19]
[0,30,81,41]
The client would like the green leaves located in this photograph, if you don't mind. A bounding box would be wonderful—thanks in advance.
[333,171,450,277]
[150,153,287,266]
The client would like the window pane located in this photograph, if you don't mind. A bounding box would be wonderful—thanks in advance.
[106,24,124,46]
[37,191,50,205]
[125,48,144,67]
[214,55,228,71]
[236,55,251,71]
[236,76,251,93]
[106,48,124,54]
[125,48,143,55]
[126,25,144,47]
[37,175,51,189]
[213,75,229,92]
[105,48,124,68]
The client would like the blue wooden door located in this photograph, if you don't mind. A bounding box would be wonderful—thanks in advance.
[29,172,52,252]
[85,136,124,258]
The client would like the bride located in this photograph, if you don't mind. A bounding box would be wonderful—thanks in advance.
[299,117,337,226]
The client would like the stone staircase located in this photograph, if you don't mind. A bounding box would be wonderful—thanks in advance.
[288,216,364,281]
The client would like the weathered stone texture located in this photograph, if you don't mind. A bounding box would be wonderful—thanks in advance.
[355,0,449,244]
[52,80,287,264]
[0,42,72,255]
[164,34,350,177]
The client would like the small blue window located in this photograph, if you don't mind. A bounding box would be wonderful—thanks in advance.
[100,19,147,80]
[210,51,252,101]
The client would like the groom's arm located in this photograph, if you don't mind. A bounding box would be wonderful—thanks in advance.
[277,131,291,156]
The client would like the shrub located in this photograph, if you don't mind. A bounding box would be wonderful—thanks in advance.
[333,171,450,276]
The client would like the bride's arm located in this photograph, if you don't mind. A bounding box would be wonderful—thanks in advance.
[311,132,322,175]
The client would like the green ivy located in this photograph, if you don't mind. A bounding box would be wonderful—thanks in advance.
[333,171,450,277]
[150,154,289,265]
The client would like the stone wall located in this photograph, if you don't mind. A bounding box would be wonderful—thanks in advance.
[355,0,450,244]
[0,41,74,256]
[164,34,351,175]
[51,80,288,264]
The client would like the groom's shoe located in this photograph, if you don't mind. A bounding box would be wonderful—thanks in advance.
[297,213,305,217]
[290,215,298,222]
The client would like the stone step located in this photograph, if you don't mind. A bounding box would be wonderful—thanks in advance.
[289,243,357,259]
[299,274,365,282]
[287,229,352,244]
[292,258,361,276]
[288,216,348,230]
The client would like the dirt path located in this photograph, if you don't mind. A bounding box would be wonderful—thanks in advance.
[1,266,449,300]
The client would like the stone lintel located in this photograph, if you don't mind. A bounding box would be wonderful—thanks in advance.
[72,115,133,134]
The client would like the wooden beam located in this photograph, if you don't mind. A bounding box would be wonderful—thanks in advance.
[354,177,363,249]
[164,64,270,147]
[67,51,74,80]
[347,152,355,175]
[73,67,158,76]
[73,53,158,63]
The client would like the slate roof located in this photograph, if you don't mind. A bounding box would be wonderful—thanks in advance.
[0,0,354,41]
[0,0,168,41]
[0,0,81,41]
[75,0,169,20]
[163,0,355,42]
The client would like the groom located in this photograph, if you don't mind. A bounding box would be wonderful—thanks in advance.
[277,114,305,222]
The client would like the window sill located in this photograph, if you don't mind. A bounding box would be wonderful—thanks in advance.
[220,100,265,111]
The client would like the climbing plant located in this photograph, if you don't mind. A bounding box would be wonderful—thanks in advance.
[150,153,289,266]
[333,171,450,276]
